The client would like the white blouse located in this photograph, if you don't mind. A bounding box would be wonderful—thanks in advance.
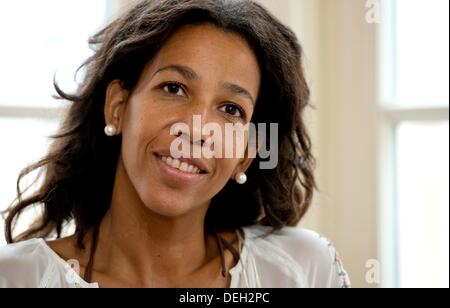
[0,225,351,288]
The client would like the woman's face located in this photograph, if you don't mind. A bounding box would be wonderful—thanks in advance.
[105,23,261,217]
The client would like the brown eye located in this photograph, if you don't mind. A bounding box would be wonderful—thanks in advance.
[220,104,245,118]
[162,82,185,96]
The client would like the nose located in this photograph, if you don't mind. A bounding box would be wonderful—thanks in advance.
[174,128,206,147]
[179,100,215,147]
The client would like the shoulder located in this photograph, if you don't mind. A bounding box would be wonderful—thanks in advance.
[0,239,52,287]
[0,238,84,288]
[242,225,351,288]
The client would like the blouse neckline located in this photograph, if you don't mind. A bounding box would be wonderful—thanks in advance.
[37,227,249,288]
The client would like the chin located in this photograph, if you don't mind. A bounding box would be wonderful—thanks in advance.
[140,192,199,218]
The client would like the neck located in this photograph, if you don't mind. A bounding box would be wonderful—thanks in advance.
[93,159,217,286]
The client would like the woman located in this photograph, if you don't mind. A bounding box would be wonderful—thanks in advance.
[0,0,350,288]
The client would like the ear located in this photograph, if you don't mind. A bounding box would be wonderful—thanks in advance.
[104,80,128,134]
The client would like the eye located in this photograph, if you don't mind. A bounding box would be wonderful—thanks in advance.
[220,103,245,119]
[161,82,186,97]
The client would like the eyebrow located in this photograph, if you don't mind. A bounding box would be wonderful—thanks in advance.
[221,82,255,106]
[152,64,255,105]
[153,64,199,80]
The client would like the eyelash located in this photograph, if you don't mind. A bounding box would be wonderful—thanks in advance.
[159,81,247,120]
[160,81,186,97]
[220,103,246,119]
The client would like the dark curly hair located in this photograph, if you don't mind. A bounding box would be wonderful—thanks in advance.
[4,0,316,247]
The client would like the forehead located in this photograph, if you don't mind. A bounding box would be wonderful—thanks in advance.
[139,23,261,94]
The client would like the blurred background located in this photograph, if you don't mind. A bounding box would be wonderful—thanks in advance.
[0,0,448,288]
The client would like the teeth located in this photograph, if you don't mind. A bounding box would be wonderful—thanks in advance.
[159,156,202,174]
[180,162,188,172]
[172,159,180,169]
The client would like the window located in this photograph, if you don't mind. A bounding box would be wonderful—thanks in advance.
[0,1,111,245]
[396,121,449,288]
[379,0,449,287]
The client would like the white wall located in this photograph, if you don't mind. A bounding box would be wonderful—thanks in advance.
[318,0,379,288]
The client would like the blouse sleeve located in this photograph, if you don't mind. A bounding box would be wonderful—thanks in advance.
[0,240,49,288]
[323,237,351,288]
[269,227,351,288]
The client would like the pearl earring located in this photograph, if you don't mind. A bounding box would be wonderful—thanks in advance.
[104,124,117,137]
[235,172,247,185]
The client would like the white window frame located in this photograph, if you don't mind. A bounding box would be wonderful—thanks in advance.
[377,0,449,288]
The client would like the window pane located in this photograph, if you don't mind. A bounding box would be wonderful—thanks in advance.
[0,118,59,245]
[396,121,449,288]
[0,1,108,107]
[395,0,449,107]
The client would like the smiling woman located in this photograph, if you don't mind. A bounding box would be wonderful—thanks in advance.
[0,0,350,288]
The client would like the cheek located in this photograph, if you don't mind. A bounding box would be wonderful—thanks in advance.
[121,95,166,153]
[207,124,250,159]
[120,101,161,184]
[215,158,239,183]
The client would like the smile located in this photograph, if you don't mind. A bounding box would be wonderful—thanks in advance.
[159,155,202,174]
[153,153,208,184]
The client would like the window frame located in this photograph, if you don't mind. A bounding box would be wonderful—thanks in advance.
[377,0,449,288]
